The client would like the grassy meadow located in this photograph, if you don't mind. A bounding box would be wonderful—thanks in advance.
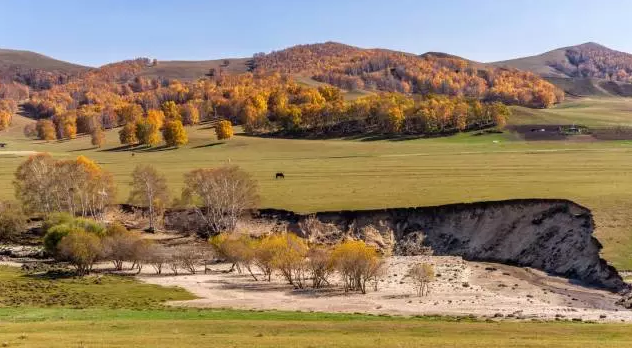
[0,266,630,348]
[2,98,632,270]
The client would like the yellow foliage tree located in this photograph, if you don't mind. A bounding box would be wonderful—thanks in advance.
[215,120,234,140]
[118,122,138,145]
[135,120,161,146]
[331,240,385,294]
[162,120,188,147]
[161,101,181,121]
[146,109,165,130]
[90,127,106,148]
[0,110,11,131]
[36,119,56,141]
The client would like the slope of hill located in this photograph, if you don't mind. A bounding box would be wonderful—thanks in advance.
[253,42,563,108]
[0,48,90,73]
[493,42,632,97]
[137,58,250,81]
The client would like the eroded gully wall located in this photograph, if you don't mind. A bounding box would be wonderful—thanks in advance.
[253,199,627,292]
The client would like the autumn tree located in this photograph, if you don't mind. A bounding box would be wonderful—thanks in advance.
[162,120,188,147]
[0,110,11,131]
[128,165,170,232]
[181,101,200,126]
[146,109,165,129]
[215,120,234,140]
[161,101,181,121]
[307,246,334,288]
[90,127,106,148]
[331,240,385,294]
[116,103,143,126]
[408,263,435,296]
[36,119,56,141]
[135,119,160,146]
[182,166,258,236]
[118,122,138,145]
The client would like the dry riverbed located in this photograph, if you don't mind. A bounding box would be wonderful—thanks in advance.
[141,256,632,322]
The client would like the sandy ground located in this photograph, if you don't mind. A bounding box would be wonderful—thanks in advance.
[140,256,632,322]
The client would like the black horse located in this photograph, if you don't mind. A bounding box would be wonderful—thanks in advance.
[275,172,285,179]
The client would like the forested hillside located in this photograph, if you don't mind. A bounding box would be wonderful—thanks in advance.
[253,42,564,108]
[0,42,567,141]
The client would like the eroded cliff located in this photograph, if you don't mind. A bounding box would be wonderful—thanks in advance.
[253,199,627,292]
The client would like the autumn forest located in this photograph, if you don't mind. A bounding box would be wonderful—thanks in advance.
[0,42,566,144]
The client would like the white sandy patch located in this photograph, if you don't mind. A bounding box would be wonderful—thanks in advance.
[140,256,632,322]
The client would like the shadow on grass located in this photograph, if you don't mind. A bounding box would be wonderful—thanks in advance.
[68,147,99,152]
[192,142,224,149]
[138,145,176,152]
[99,144,136,152]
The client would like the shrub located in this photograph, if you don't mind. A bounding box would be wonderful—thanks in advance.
[307,246,334,289]
[57,230,103,275]
[145,244,170,274]
[210,233,258,280]
[102,224,142,271]
[0,201,27,242]
[215,120,234,140]
[43,216,106,255]
[331,240,385,294]
[408,263,435,296]
[270,233,309,287]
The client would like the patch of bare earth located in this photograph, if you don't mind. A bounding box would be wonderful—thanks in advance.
[140,256,632,322]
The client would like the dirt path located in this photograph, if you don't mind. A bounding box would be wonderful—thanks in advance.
[141,256,632,322]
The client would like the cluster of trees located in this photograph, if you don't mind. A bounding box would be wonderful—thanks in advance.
[253,42,564,108]
[40,213,206,276]
[13,153,257,238]
[211,233,385,293]
[551,46,632,82]
[14,154,115,220]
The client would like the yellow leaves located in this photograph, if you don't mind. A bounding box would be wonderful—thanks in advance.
[0,110,11,131]
[162,120,188,147]
[161,101,181,121]
[146,109,165,129]
[215,120,234,140]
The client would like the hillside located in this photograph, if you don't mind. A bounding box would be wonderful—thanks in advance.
[0,48,89,73]
[137,58,250,81]
[493,42,632,97]
[253,42,563,108]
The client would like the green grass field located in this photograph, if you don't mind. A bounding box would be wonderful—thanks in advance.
[2,98,632,270]
[0,266,630,348]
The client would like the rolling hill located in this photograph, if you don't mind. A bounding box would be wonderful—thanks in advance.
[137,57,251,81]
[0,48,90,73]
[492,42,632,97]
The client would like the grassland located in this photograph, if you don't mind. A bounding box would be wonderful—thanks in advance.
[2,309,632,348]
[0,264,630,348]
[2,99,632,270]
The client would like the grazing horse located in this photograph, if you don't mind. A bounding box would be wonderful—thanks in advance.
[275,172,285,179]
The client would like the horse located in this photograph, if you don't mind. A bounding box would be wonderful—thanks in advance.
[275,172,285,179]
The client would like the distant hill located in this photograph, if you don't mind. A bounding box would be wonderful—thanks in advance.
[0,48,90,73]
[492,42,632,97]
[0,48,90,89]
[137,58,251,81]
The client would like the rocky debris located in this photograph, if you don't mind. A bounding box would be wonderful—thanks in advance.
[393,231,433,256]
[0,245,45,259]
[616,291,632,309]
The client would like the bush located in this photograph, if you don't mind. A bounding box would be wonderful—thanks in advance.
[307,246,334,288]
[0,201,27,242]
[102,224,144,271]
[331,240,385,294]
[210,233,258,280]
[270,233,309,287]
[43,215,106,255]
[57,230,103,275]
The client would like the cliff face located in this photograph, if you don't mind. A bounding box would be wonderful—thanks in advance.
[254,199,627,292]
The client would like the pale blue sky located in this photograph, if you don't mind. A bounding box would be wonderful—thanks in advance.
[1,0,631,67]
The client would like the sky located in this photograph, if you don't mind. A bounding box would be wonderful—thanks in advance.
[2,0,632,67]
